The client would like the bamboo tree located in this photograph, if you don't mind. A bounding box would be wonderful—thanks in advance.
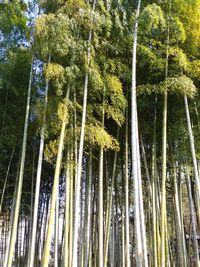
[54,197,59,267]
[111,199,115,267]
[72,2,97,266]
[131,0,148,265]
[68,150,74,267]
[79,176,84,266]
[104,150,117,266]
[152,97,159,267]
[186,168,200,267]
[172,162,186,267]
[6,56,34,267]
[124,111,130,267]
[64,152,70,267]
[28,153,35,265]
[28,53,51,267]
[42,86,70,267]
[160,3,170,264]
[184,94,200,202]
[121,200,125,267]
[98,145,104,267]
[136,128,148,267]
[83,150,92,267]
[131,0,143,265]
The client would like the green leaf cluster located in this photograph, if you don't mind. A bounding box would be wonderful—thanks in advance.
[139,3,166,33]
[0,2,27,35]
[44,63,65,95]
[57,98,71,123]
[137,76,197,98]
[85,123,119,151]
[35,14,71,58]
[44,139,58,163]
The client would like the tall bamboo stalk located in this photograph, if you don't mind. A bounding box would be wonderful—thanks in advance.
[28,54,51,267]
[160,2,170,263]
[72,2,97,267]
[104,151,117,266]
[42,87,70,267]
[131,0,149,265]
[125,112,130,267]
[6,56,34,267]
[131,0,143,266]
[84,150,92,267]
[186,169,200,267]
[64,152,70,267]
[184,94,200,202]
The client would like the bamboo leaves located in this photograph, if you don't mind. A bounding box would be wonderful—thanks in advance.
[137,75,197,98]
[35,14,71,58]
[85,124,119,151]
[139,3,166,32]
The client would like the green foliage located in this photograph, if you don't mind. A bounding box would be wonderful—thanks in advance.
[0,79,3,90]
[137,76,197,98]
[44,140,58,163]
[44,63,65,95]
[137,84,158,96]
[89,62,104,92]
[35,14,71,58]
[138,44,165,72]
[168,47,188,71]
[34,99,45,132]
[104,59,132,83]
[187,60,200,81]
[104,105,125,126]
[85,123,119,151]
[38,0,65,12]
[65,65,80,82]
[169,16,186,44]
[105,75,126,109]
[139,3,166,33]
[104,75,127,126]
[58,0,92,33]
[171,0,200,56]
[44,63,65,81]
[43,98,71,163]
[0,2,27,35]
[58,0,111,35]
[1,47,32,90]
[57,99,71,123]
[164,76,196,98]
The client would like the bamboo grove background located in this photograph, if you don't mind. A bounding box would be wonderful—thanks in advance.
[0,0,200,266]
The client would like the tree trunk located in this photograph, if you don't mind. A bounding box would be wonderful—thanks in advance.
[160,8,170,265]
[64,153,70,267]
[104,150,117,266]
[186,169,200,267]
[72,2,97,266]
[84,150,92,267]
[124,112,130,267]
[131,0,148,266]
[184,94,200,202]
[6,56,34,267]
[173,163,186,267]
[28,54,51,267]
[42,87,70,267]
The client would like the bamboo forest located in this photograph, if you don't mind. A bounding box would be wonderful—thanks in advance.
[1,0,200,266]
